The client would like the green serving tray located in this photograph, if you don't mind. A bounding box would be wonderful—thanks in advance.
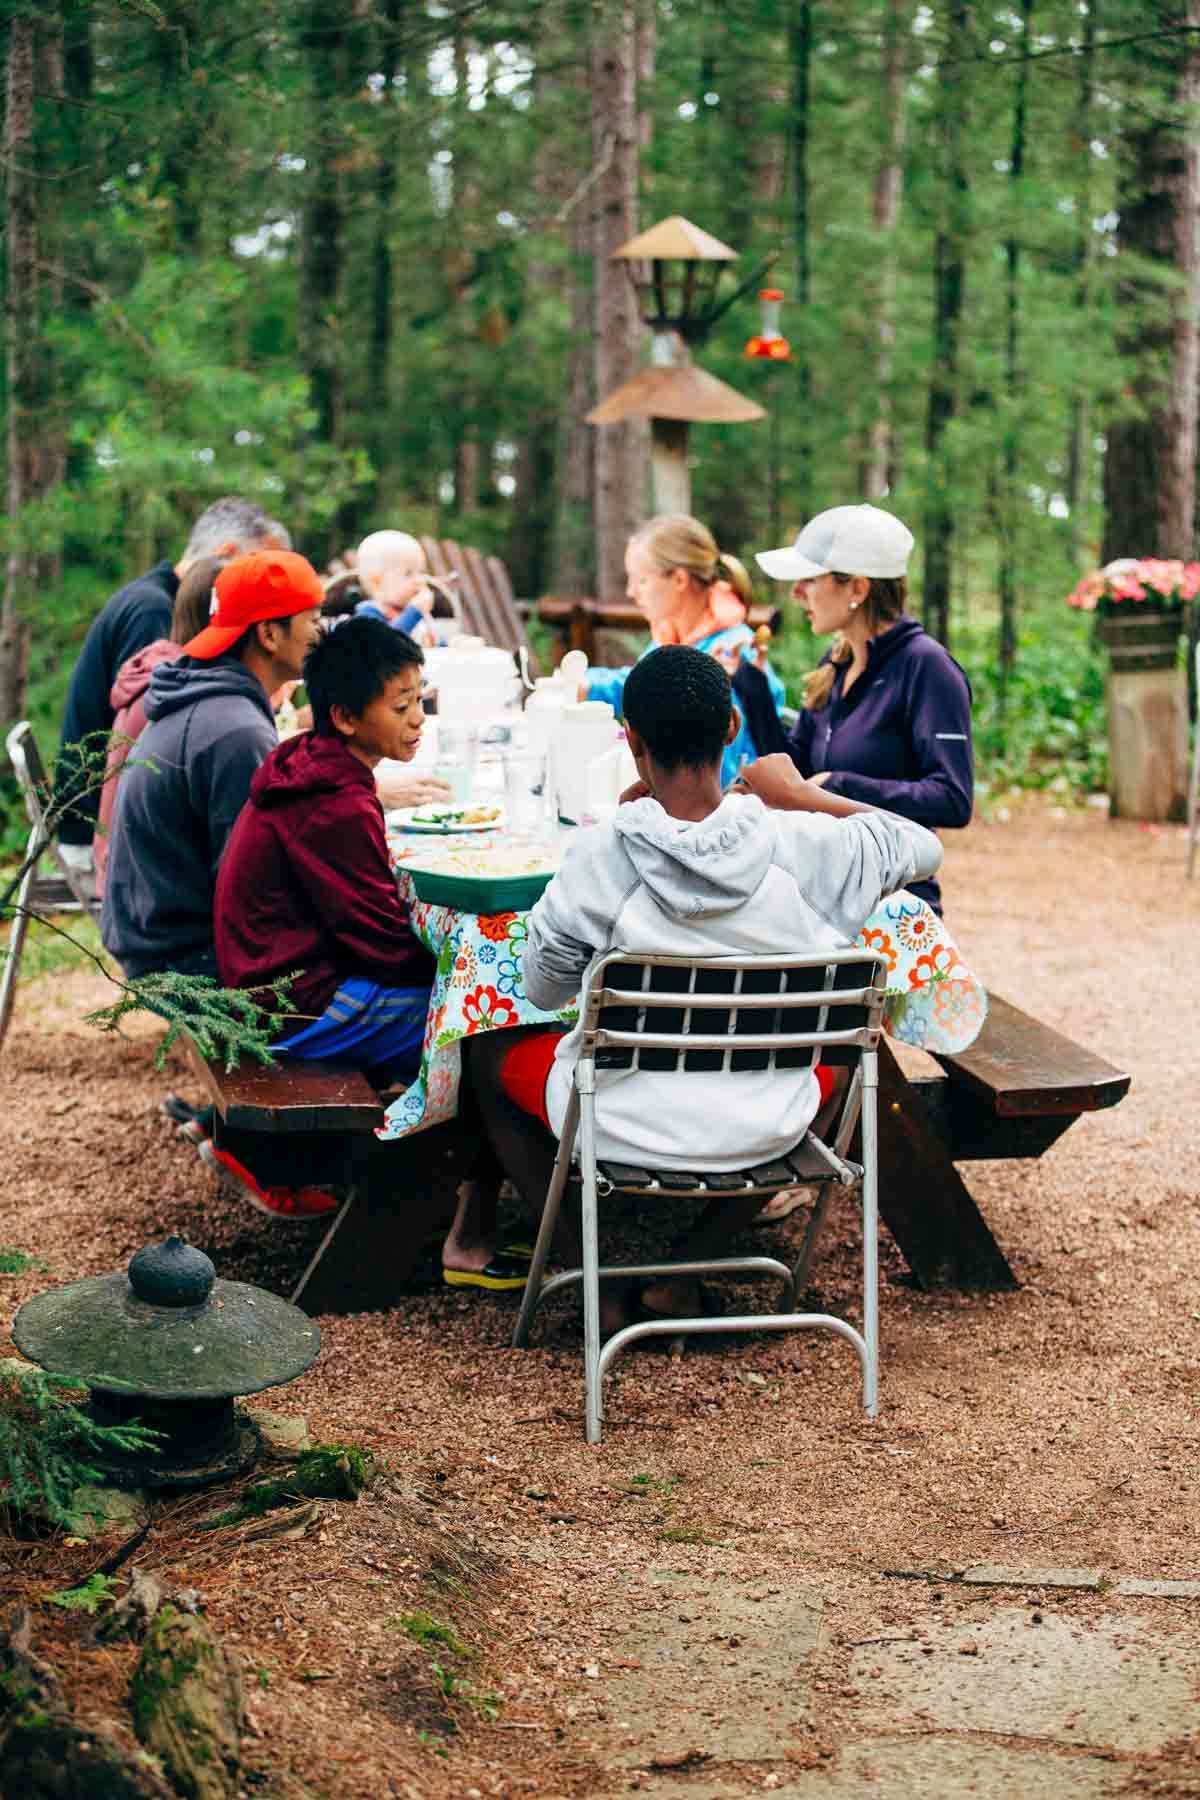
[404,864,555,913]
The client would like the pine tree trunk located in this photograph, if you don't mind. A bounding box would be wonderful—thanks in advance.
[998,0,1031,697]
[789,0,813,521]
[1101,3,1200,562]
[553,185,598,595]
[2,13,38,729]
[864,0,908,501]
[1066,0,1096,553]
[35,8,66,599]
[367,0,407,506]
[591,0,645,604]
[300,0,351,557]
[922,0,971,650]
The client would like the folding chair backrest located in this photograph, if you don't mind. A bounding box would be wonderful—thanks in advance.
[7,722,53,844]
[6,720,100,918]
[581,949,888,1078]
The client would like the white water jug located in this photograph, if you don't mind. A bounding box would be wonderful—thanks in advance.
[427,639,520,725]
[585,736,640,820]
[524,649,589,757]
[551,700,619,824]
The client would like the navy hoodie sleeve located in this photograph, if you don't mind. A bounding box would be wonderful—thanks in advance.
[819,653,974,828]
[189,711,279,876]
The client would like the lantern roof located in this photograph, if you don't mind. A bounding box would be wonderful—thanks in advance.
[613,215,738,263]
[13,1237,320,1401]
[588,363,764,426]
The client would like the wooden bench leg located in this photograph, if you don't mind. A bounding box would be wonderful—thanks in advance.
[290,1189,357,1309]
[291,1126,470,1317]
[876,1042,1018,1291]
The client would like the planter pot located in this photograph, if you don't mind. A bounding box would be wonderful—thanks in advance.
[1095,607,1188,821]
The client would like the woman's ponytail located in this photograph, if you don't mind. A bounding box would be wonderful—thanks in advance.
[714,552,753,607]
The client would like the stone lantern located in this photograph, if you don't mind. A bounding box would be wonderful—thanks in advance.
[13,1237,320,1489]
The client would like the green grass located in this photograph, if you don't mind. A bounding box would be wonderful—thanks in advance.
[0,910,110,987]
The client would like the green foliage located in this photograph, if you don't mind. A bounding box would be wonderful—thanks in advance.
[398,1612,469,1658]
[0,1249,47,1277]
[198,1442,372,1528]
[85,967,298,1074]
[46,1572,118,1614]
[0,1366,160,1531]
[959,614,1108,801]
[3,0,1186,828]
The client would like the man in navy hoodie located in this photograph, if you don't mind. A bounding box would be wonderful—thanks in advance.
[57,497,288,875]
[101,550,325,982]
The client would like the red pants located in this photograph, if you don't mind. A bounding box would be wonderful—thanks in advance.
[498,1030,835,1133]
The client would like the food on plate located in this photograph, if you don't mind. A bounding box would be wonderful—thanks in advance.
[409,803,502,827]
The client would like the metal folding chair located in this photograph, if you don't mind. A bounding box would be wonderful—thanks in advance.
[1188,640,1199,879]
[512,947,889,1443]
[0,721,102,1047]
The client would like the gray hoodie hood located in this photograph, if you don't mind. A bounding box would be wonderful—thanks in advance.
[143,653,274,726]
[611,793,776,920]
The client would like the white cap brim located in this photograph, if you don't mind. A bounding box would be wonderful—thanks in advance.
[754,547,830,582]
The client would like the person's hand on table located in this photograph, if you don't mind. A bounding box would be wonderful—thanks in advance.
[375,767,455,810]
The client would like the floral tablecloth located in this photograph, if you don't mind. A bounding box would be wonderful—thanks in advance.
[379,835,987,1141]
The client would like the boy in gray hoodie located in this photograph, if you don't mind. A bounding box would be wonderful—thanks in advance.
[452,644,941,1328]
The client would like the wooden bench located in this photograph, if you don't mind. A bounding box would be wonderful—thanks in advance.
[536,595,783,664]
[185,1040,468,1317]
[187,993,1130,1312]
[860,995,1131,1291]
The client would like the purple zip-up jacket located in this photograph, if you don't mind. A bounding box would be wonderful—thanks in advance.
[786,615,972,914]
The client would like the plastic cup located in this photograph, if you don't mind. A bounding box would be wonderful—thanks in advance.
[504,749,550,837]
[433,724,479,804]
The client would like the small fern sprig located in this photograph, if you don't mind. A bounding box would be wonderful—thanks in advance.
[0,1367,161,1530]
[86,969,300,1072]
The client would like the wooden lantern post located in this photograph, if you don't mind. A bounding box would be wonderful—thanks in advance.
[586,216,766,516]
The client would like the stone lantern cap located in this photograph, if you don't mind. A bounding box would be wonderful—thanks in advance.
[13,1236,321,1402]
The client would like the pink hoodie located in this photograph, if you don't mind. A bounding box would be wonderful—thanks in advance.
[95,639,183,891]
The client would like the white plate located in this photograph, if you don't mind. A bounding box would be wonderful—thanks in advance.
[387,804,506,834]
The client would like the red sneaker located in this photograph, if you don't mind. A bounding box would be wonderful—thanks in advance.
[198,1141,340,1223]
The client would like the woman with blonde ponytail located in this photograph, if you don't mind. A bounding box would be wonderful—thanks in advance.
[754,504,973,917]
[584,515,786,786]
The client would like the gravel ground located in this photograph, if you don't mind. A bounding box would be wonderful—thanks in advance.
[0,802,1197,1798]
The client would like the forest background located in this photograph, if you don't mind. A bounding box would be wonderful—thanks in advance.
[3,0,1200,855]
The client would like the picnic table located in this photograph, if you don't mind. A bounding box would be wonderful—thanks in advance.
[194,806,1128,1315]
[381,830,989,1143]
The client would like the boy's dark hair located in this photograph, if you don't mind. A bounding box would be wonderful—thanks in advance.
[622,644,733,771]
[302,616,424,735]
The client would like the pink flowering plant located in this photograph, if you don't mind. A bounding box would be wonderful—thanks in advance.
[1066,557,1200,612]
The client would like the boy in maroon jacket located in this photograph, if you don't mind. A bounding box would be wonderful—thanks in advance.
[215,617,527,1277]
[215,617,435,1080]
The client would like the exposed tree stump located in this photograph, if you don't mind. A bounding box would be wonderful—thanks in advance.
[131,1606,243,1800]
[0,1714,173,1798]
[0,1607,172,1797]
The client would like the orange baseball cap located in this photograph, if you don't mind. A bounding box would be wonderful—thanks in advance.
[182,550,325,660]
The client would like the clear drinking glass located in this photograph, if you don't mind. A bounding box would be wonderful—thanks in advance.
[503,748,550,838]
[433,724,480,805]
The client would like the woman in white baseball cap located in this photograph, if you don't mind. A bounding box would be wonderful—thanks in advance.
[751,503,973,917]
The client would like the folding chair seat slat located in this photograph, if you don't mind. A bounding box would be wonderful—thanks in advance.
[745,1159,797,1187]
[597,1160,655,1188]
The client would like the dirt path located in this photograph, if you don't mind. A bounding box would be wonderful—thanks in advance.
[0,803,1197,1797]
